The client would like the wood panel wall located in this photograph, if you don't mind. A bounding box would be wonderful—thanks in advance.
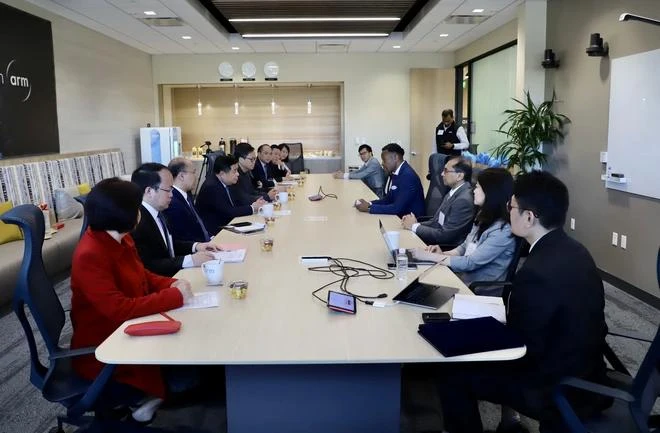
[171,85,341,153]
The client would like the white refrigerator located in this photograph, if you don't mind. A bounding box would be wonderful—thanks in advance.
[140,127,182,164]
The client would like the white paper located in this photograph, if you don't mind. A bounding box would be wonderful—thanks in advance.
[233,223,265,233]
[176,291,219,310]
[278,181,298,186]
[213,249,247,263]
[274,210,292,216]
[438,212,446,226]
[452,294,506,323]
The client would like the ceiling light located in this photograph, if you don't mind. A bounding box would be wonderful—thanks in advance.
[230,17,400,23]
[392,45,401,49]
[231,46,240,50]
[439,33,449,37]
[472,8,485,13]
[181,36,192,40]
[243,33,389,38]
[143,11,157,16]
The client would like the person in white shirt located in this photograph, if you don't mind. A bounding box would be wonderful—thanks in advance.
[333,144,386,198]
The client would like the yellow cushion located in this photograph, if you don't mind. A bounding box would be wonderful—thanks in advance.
[77,183,91,195]
[0,201,24,245]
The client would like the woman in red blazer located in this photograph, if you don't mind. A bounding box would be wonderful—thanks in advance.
[70,177,192,420]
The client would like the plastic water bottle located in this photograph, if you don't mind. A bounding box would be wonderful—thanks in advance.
[396,248,408,280]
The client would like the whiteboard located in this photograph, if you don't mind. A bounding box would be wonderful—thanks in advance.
[607,48,660,199]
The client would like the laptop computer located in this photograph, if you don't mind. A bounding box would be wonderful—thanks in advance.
[392,265,459,310]
[379,220,435,265]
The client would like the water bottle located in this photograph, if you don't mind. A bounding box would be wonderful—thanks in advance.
[396,248,408,280]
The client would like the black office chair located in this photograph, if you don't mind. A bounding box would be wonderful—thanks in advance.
[469,236,526,297]
[422,153,449,219]
[0,204,155,433]
[554,324,660,433]
[282,142,305,174]
[204,150,226,181]
[74,195,88,239]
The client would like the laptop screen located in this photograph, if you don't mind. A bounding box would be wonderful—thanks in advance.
[379,219,395,252]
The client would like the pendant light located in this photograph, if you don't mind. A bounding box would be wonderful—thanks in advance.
[197,84,202,116]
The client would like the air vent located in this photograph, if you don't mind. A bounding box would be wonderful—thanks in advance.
[317,43,348,53]
[443,15,489,25]
[138,17,184,27]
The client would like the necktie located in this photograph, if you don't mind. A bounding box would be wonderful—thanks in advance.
[225,186,235,207]
[157,212,175,258]
[187,193,210,241]
[385,174,394,195]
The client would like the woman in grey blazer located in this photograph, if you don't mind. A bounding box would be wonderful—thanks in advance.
[414,167,516,285]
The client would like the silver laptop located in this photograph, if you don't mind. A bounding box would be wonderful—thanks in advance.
[379,220,435,265]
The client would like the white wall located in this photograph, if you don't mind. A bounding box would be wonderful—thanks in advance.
[152,53,454,169]
[3,0,154,172]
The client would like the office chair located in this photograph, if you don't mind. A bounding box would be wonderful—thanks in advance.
[422,153,449,219]
[0,204,158,433]
[282,142,305,174]
[74,195,88,239]
[554,324,660,433]
[203,150,226,181]
[469,237,526,297]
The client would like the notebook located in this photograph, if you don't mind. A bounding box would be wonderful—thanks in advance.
[452,294,506,323]
[417,316,525,357]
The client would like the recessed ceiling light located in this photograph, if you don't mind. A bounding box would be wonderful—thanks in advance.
[231,46,240,50]
[242,33,389,38]
[143,11,157,16]
[230,17,400,23]
[472,8,485,13]
[392,45,401,49]
[181,36,192,40]
[439,33,449,37]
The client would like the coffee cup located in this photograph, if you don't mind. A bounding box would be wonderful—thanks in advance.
[278,191,289,203]
[201,259,224,286]
[385,231,400,251]
[258,203,274,218]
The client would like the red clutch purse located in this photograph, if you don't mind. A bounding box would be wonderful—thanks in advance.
[124,312,181,336]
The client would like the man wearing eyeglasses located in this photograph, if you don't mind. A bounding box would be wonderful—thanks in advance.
[402,157,474,247]
[234,142,278,204]
[131,163,217,277]
[436,171,607,433]
[333,144,386,198]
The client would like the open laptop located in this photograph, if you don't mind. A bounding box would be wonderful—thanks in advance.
[379,220,435,265]
[392,265,459,310]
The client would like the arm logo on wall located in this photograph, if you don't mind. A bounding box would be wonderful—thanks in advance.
[0,59,32,102]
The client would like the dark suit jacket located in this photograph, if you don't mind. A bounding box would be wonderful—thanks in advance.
[231,167,269,206]
[415,182,474,246]
[269,162,287,182]
[369,161,425,218]
[163,188,210,242]
[131,205,195,277]
[252,160,275,189]
[196,176,254,235]
[507,229,607,386]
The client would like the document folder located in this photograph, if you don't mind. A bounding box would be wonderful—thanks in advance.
[417,316,525,357]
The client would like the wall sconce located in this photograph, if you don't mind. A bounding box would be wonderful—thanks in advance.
[541,49,560,68]
[233,84,239,115]
[586,33,608,57]
[307,84,312,115]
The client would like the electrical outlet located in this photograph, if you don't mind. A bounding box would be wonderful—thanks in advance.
[611,232,618,246]
[570,218,575,230]
[621,235,627,249]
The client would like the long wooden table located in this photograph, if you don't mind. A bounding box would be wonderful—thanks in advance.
[96,174,525,433]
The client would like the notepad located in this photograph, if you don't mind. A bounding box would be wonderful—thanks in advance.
[452,294,506,323]
[176,291,219,310]
[274,210,292,216]
[230,222,265,233]
[213,249,247,263]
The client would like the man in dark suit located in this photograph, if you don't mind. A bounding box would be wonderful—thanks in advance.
[163,157,210,242]
[131,163,216,277]
[196,154,266,235]
[354,143,425,218]
[252,144,275,189]
[437,171,608,433]
[233,142,277,205]
[401,156,474,246]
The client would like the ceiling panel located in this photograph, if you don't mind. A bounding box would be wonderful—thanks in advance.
[245,40,286,53]
[348,39,384,52]
[282,40,317,53]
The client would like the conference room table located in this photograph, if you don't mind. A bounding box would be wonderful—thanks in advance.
[96,174,525,433]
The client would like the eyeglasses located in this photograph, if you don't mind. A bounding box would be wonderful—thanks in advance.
[359,151,370,156]
[244,157,256,162]
[442,168,458,174]
[158,187,174,193]
[507,201,539,217]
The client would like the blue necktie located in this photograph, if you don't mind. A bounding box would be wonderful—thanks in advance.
[187,193,210,241]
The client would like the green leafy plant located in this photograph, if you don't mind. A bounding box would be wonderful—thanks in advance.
[492,91,570,174]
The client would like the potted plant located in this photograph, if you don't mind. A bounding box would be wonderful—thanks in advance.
[492,91,570,174]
